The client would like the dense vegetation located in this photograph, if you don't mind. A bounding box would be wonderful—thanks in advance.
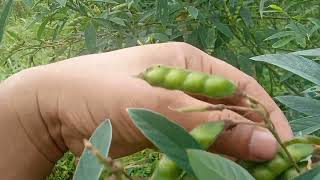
[1,0,320,179]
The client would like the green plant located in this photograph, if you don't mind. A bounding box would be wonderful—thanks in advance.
[1,1,320,179]
[249,144,314,180]
[151,121,226,180]
[72,108,320,180]
[71,62,320,179]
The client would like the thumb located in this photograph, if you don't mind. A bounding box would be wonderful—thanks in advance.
[157,90,278,161]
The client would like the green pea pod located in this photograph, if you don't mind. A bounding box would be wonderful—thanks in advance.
[279,162,308,180]
[251,144,314,180]
[252,166,275,180]
[281,162,320,180]
[284,135,320,147]
[281,144,314,162]
[151,156,182,180]
[138,65,237,98]
[151,121,226,180]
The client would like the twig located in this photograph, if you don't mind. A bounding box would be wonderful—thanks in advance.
[84,139,134,180]
[240,93,301,173]
[171,93,301,173]
[171,104,259,113]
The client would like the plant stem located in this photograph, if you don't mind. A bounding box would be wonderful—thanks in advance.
[84,140,134,180]
[242,94,301,173]
[173,104,258,113]
[173,93,301,173]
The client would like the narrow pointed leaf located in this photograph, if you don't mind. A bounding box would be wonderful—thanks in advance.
[272,37,294,48]
[290,115,320,135]
[276,96,320,116]
[259,0,267,18]
[291,48,320,57]
[84,21,97,53]
[56,0,67,6]
[108,17,126,26]
[251,54,320,85]
[240,7,253,27]
[156,0,168,24]
[264,31,295,41]
[187,6,198,19]
[127,108,202,175]
[187,149,254,180]
[0,0,14,44]
[73,120,112,180]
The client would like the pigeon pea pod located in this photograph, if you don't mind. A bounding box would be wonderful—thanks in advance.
[251,144,314,180]
[151,121,226,180]
[139,65,237,98]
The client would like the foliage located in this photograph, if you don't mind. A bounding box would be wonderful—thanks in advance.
[47,151,76,180]
[1,0,320,179]
[1,0,320,88]
[73,120,112,180]
[251,49,320,135]
[72,108,320,180]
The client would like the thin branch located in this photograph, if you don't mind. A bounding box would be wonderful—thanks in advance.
[84,139,134,180]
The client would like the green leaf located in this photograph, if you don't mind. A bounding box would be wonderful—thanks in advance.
[302,86,320,100]
[286,22,308,36]
[259,0,267,18]
[156,0,168,24]
[279,72,294,82]
[127,108,202,175]
[37,17,50,40]
[108,17,126,26]
[264,31,295,41]
[295,36,306,48]
[213,21,233,38]
[151,121,226,180]
[84,21,97,53]
[23,0,33,6]
[56,0,67,6]
[92,0,119,4]
[309,18,320,28]
[240,7,253,27]
[187,6,198,19]
[152,33,169,42]
[268,4,283,12]
[0,0,14,44]
[73,120,112,180]
[291,48,320,57]
[290,115,320,135]
[275,96,320,116]
[205,27,217,49]
[293,165,320,180]
[272,37,294,48]
[187,149,254,180]
[250,54,320,85]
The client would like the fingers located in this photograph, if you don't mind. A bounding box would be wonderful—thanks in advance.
[213,124,278,161]
[155,90,278,161]
[149,42,293,141]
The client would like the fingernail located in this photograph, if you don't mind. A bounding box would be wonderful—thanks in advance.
[249,129,277,161]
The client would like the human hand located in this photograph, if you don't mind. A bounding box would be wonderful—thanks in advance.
[0,42,293,179]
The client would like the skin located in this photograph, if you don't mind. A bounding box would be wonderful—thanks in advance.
[0,42,293,179]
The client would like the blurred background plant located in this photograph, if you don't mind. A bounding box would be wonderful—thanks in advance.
[1,0,320,179]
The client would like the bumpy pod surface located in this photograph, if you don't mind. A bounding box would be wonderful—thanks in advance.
[251,144,314,180]
[151,121,225,180]
[279,162,308,180]
[139,65,237,98]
